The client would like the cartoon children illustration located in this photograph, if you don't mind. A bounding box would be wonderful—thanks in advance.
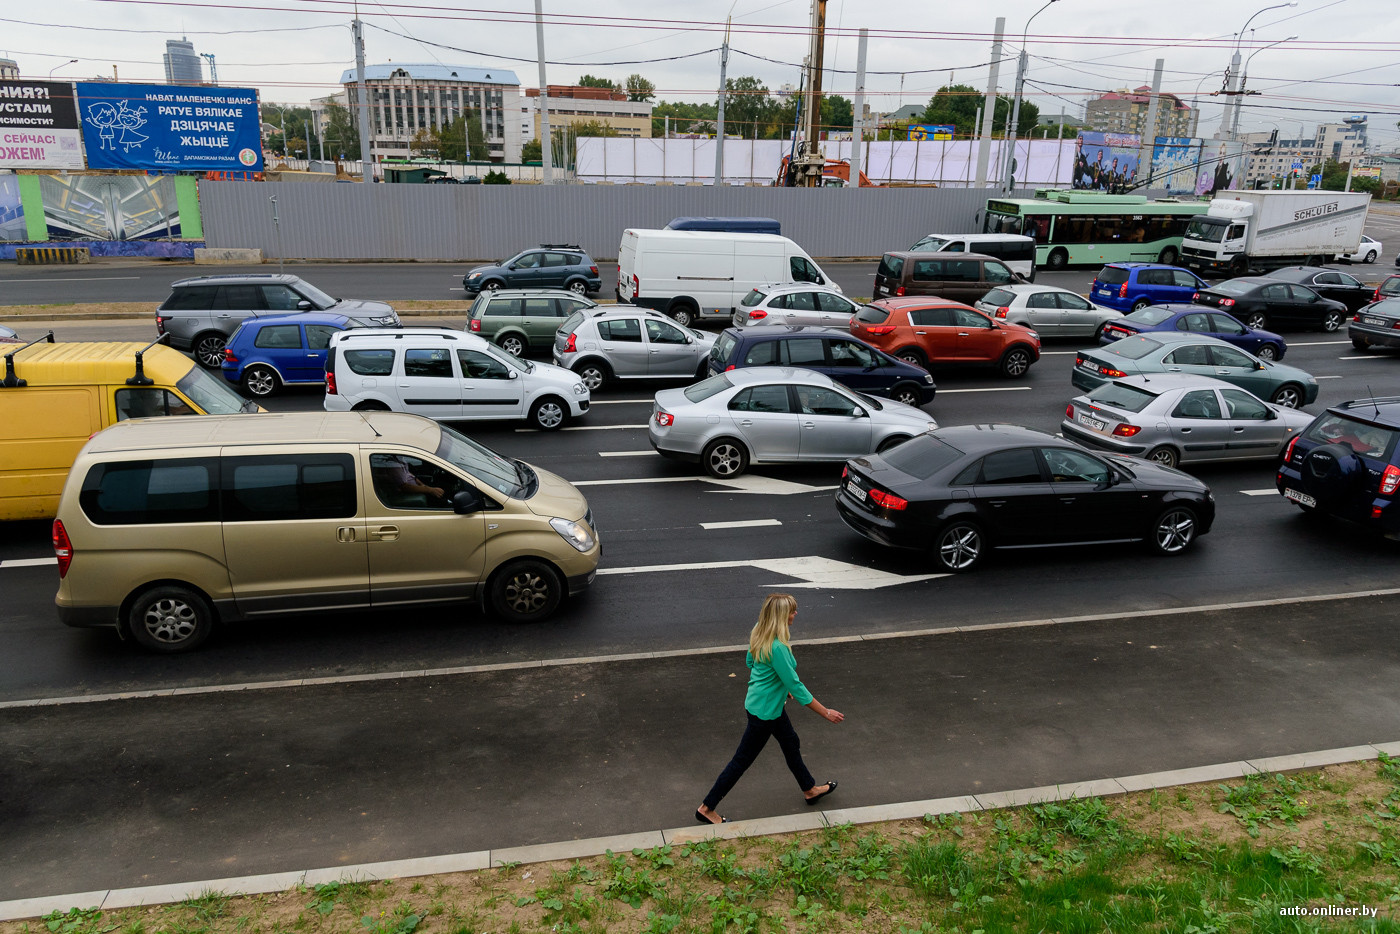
[86,101,119,151]
[115,104,148,152]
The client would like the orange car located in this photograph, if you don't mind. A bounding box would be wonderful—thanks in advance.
[849,298,1041,379]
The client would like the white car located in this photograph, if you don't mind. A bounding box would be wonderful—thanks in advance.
[325,328,590,430]
[974,284,1123,339]
[732,283,864,328]
[1336,235,1382,264]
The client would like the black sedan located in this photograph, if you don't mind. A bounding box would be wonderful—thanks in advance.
[835,425,1215,572]
[1263,266,1375,312]
[1194,277,1348,332]
[1349,297,1400,352]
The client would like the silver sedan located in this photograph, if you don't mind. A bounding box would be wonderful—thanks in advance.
[649,367,937,478]
[1060,373,1314,469]
[975,284,1122,338]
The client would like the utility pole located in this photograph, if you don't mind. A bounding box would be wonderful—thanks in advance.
[794,0,828,187]
[849,28,868,189]
[534,0,554,185]
[1004,0,1059,193]
[352,16,372,182]
[974,17,1005,188]
[714,17,731,186]
[1136,58,1164,189]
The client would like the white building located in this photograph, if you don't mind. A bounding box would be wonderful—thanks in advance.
[340,63,522,163]
[0,59,18,80]
[1244,119,1369,187]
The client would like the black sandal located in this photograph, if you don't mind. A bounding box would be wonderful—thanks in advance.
[805,780,838,805]
[695,809,729,825]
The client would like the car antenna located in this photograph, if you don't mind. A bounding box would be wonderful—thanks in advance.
[358,412,382,437]
[1368,385,1380,420]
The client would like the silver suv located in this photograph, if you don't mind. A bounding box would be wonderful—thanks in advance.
[733,283,864,329]
[156,274,400,368]
[554,307,715,390]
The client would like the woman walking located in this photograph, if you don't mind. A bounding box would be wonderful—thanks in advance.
[696,593,844,825]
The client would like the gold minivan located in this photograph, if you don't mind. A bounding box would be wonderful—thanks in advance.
[1,334,259,522]
[53,411,600,652]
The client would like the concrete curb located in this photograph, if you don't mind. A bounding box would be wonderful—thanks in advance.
[2,740,1395,922]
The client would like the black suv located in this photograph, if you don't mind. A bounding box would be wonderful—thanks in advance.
[1276,397,1400,536]
[462,244,601,296]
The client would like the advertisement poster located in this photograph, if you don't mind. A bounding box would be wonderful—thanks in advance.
[1196,140,1245,195]
[908,124,955,141]
[75,82,263,172]
[0,79,85,170]
[0,174,26,241]
[1073,130,1140,192]
[37,175,181,241]
[1151,136,1202,195]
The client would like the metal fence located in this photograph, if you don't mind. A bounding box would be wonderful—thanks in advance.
[199,182,1033,261]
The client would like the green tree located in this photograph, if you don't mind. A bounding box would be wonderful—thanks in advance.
[625,74,655,102]
[651,100,718,137]
[577,74,618,90]
[819,94,852,134]
[568,119,620,137]
[521,138,542,163]
[919,85,1038,138]
[321,102,361,161]
[439,110,487,162]
[724,76,776,139]
[409,127,439,158]
[483,170,511,184]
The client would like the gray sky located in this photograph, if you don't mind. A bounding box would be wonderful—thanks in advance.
[3,0,1397,147]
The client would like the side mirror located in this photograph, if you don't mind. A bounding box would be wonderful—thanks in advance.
[509,369,520,379]
[297,300,313,311]
[452,487,485,514]
[685,336,694,344]
[507,264,518,270]
[851,407,866,418]
[1265,408,1278,421]
[815,275,825,285]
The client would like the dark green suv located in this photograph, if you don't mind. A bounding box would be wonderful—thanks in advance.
[467,289,598,356]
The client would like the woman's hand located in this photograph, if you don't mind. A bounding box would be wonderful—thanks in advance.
[823,708,844,723]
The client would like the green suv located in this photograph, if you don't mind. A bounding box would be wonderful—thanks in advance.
[467,289,599,356]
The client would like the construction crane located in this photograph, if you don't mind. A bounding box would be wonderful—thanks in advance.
[200,52,218,86]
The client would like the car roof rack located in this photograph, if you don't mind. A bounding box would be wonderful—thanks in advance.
[1341,396,1400,409]
[0,330,56,387]
[538,243,583,250]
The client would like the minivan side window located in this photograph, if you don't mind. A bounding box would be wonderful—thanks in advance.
[344,349,395,376]
[224,454,356,522]
[780,338,826,366]
[403,348,454,378]
[80,458,219,525]
[114,388,196,421]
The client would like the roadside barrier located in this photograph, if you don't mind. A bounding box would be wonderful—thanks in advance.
[15,247,91,265]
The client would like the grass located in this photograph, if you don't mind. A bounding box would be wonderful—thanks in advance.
[7,757,1400,934]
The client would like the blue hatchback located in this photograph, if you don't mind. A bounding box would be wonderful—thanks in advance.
[1098,304,1288,360]
[1091,263,1208,312]
[222,312,373,397]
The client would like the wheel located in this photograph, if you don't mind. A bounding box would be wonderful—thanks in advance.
[1245,311,1268,330]
[126,585,214,653]
[352,400,391,411]
[1158,246,1178,266]
[1303,254,1323,267]
[574,360,610,391]
[890,382,922,407]
[1230,256,1249,276]
[1093,324,1108,342]
[877,435,911,454]
[489,559,563,623]
[702,438,749,478]
[1353,338,1371,352]
[567,279,588,295]
[499,334,527,356]
[1270,383,1304,408]
[1131,299,1151,312]
[999,346,1032,379]
[932,521,985,572]
[667,302,697,327]
[528,396,568,431]
[192,332,227,369]
[1149,506,1198,556]
[1145,445,1179,469]
[1255,344,1279,361]
[896,347,927,368]
[239,364,279,398]
[1046,248,1068,271]
[482,278,504,292]
[1365,251,1378,264]
[1320,310,1344,332]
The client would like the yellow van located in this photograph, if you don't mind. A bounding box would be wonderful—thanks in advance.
[52,411,600,652]
[0,335,258,522]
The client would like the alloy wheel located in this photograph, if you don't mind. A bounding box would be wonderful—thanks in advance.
[937,524,982,571]
[1154,508,1196,554]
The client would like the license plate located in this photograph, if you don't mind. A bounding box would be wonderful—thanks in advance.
[1284,489,1316,507]
[1096,288,1110,296]
[1079,360,1099,372]
[846,481,867,503]
[1364,316,1387,326]
[1077,413,1106,431]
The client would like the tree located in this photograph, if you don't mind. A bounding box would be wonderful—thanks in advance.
[577,75,618,90]
[409,127,439,158]
[625,74,655,102]
[521,138,542,163]
[724,76,776,139]
[483,170,510,184]
[321,102,360,161]
[820,95,852,134]
[568,119,620,138]
[651,100,718,137]
[918,85,1038,138]
[439,110,487,162]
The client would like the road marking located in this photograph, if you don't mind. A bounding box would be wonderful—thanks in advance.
[937,386,1031,393]
[1240,489,1277,496]
[0,276,140,283]
[598,450,658,457]
[1315,375,1343,379]
[700,519,783,530]
[573,476,694,487]
[1290,340,1348,347]
[589,398,652,405]
[0,557,56,568]
[706,476,837,495]
[1338,355,1390,361]
[597,555,947,589]
[515,424,648,432]
[1040,351,1079,356]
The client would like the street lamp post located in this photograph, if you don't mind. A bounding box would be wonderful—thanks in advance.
[1231,35,1296,138]
[1217,2,1296,139]
[1002,0,1060,193]
[48,59,78,79]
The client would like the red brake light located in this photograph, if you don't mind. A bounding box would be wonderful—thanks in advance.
[1118,283,1128,298]
[52,520,72,578]
[1382,464,1400,496]
[1283,435,1300,463]
[1375,288,1383,302]
[1220,298,1234,308]
[632,274,640,298]
[1066,404,1074,418]
[655,411,674,427]
[565,332,577,353]
[326,370,337,394]
[865,325,897,336]
[156,316,167,334]
[1099,366,1127,378]
[1192,292,1199,301]
[750,310,767,320]
[223,349,237,363]
[589,265,598,276]
[725,364,735,371]
[868,489,909,511]
[469,318,482,332]
[842,465,848,479]
[996,307,1008,318]
[894,286,906,297]
[1112,423,1141,437]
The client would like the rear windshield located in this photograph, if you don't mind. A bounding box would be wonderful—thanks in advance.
[878,434,963,480]
[1086,381,1158,413]
[982,288,1017,307]
[876,254,904,279]
[1302,413,1398,460]
[854,305,890,324]
[1124,307,1174,325]
[684,373,733,402]
[1096,266,1130,286]
[468,293,490,319]
[1106,336,1163,361]
[1208,280,1255,296]
[561,311,585,334]
[1369,297,1400,313]
[1379,279,1400,297]
[741,290,766,307]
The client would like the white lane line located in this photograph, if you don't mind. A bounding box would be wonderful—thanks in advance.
[514,424,647,432]
[1338,355,1390,361]
[573,477,696,487]
[0,276,140,282]
[1290,340,1349,347]
[700,519,783,530]
[0,557,56,568]
[937,386,1031,393]
[598,451,658,457]
[589,398,652,405]
[1315,375,1343,379]
[1240,489,1277,496]
[1040,351,1080,356]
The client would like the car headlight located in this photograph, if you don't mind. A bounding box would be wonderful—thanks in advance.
[468,272,481,279]
[550,517,596,553]
[573,382,588,395]
[926,421,938,432]
[922,374,934,383]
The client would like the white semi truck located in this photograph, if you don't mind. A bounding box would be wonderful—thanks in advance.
[1179,190,1370,277]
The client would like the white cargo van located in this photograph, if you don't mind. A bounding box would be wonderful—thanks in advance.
[907,232,1037,279]
[616,229,838,327]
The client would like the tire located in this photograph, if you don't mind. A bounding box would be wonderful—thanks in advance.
[999,345,1033,379]
[702,438,749,478]
[240,364,279,398]
[1157,246,1179,266]
[1303,254,1323,267]
[877,435,911,454]
[1255,343,1279,361]
[574,360,610,391]
[1047,248,1068,271]
[352,400,391,411]
[1149,505,1198,556]
[932,520,985,572]
[192,332,227,369]
[667,301,698,328]
[1352,338,1370,352]
[126,585,214,653]
[1365,251,1378,264]
[489,559,563,623]
[567,279,588,295]
[1270,383,1304,408]
[528,396,568,431]
[1230,256,1249,277]
[1131,299,1151,312]
[1245,311,1268,330]
[1145,445,1179,469]
[1320,309,1344,332]
[890,382,922,407]
[499,334,527,356]
[896,347,928,368]
[482,278,504,292]
[1093,323,1108,342]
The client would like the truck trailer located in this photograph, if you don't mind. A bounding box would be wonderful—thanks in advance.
[1179,190,1370,277]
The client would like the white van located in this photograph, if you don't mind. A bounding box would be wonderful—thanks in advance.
[908,233,1037,279]
[616,229,838,327]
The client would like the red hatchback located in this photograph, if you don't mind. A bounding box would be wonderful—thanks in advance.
[849,298,1041,378]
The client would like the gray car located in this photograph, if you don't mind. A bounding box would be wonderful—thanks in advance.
[648,367,938,478]
[553,306,714,390]
[732,283,863,328]
[157,274,400,368]
[1061,373,1313,469]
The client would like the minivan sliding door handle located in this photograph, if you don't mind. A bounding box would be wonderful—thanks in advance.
[336,526,358,542]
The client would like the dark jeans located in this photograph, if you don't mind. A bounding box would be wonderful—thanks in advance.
[703,710,816,810]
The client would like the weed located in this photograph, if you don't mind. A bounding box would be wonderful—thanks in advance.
[40,909,112,934]
[644,912,681,934]
[602,852,665,909]
[633,844,676,871]
[1268,845,1325,876]
[358,906,420,934]
[706,893,761,934]
[900,838,974,900]
[1216,773,1314,836]
[184,892,231,924]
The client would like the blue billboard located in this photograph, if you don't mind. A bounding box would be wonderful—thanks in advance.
[75,83,263,172]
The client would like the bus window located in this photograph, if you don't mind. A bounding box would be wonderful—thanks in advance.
[983,212,1022,235]
[1026,216,1050,242]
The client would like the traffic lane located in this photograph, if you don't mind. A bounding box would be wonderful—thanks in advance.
[5,593,1399,899]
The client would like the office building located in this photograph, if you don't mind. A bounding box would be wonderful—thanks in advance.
[163,39,204,85]
[1243,120,1370,187]
[523,86,653,140]
[1084,86,1198,139]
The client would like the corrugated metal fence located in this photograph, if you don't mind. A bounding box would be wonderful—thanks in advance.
[199,182,1032,261]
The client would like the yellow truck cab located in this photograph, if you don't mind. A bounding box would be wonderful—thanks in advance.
[0,334,259,521]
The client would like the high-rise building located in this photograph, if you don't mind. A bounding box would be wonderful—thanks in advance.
[163,38,204,85]
[1084,86,1198,139]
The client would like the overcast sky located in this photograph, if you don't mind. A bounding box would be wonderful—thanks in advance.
[3,0,1397,146]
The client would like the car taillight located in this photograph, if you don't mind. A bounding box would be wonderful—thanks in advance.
[1118,283,1128,298]
[632,274,640,298]
[326,371,337,394]
[156,316,167,334]
[1065,404,1074,418]
[842,465,848,479]
[564,332,577,352]
[725,364,736,371]
[869,489,909,511]
[1382,464,1400,496]
[589,265,598,276]
[750,310,767,320]
[1192,292,1199,301]
[1075,355,1085,366]
[223,349,237,363]
[995,306,1008,318]
[1283,435,1300,463]
[52,520,72,578]
[1112,423,1141,437]
[865,325,897,335]
[655,411,674,427]
[1220,298,1234,308]
[1099,366,1127,378]
[894,286,906,297]
[469,318,481,332]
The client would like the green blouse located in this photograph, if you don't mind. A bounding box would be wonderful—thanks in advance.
[744,641,814,720]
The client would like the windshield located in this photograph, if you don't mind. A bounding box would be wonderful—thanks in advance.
[983,212,1023,235]
[435,423,527,498]
[294,279,337,309]
[484,342,532,373]
[1185,217,1228,243]
[1124,307,1174,325]
[909,236,950,252]
[1087,381,1158,413]
[684,373,732,402]
[176,365,259,414]
[741,290,766,307]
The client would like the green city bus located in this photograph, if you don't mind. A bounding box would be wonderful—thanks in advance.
[982,190,1209,270]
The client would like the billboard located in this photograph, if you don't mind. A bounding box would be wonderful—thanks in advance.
[1073,131,1140,192]
[1196,140,1245,196]
[1150,136,1202,195]
[0,79,85,170]
[908,124,955,141]
[75,82,263,172]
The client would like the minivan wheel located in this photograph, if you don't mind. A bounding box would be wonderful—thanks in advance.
[1145,445,1179,469]
[352,400,391,411]
[193,332,226,369]
[1047,248,1068,271]
[575,361,610,391]
[999,346,1032,378]
[702,438,749,478]
[1131,299,1151,312]
[127,585,214,653]
[1320,309,1344,332]
[499,334,527,356]
[1271,383,1303,408]
[933,521,984,572]
[1255,343,1279,361]
[240,364,279,398]
[891,382,922,407]
[567,279,588,295]
[667,302,697,327]
[1150,506,1197,555]
[529,396,568,431]
[489,559,563,623]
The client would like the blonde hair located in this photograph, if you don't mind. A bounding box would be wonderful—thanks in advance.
[749,593,797,663]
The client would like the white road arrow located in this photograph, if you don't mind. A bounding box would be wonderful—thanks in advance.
[596,555,947,590]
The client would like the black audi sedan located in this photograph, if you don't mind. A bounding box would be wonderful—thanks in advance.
[836,425,1215,572]
[1193,276,1349,332]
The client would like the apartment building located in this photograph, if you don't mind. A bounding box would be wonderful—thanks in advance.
[1084,86,1198,139]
